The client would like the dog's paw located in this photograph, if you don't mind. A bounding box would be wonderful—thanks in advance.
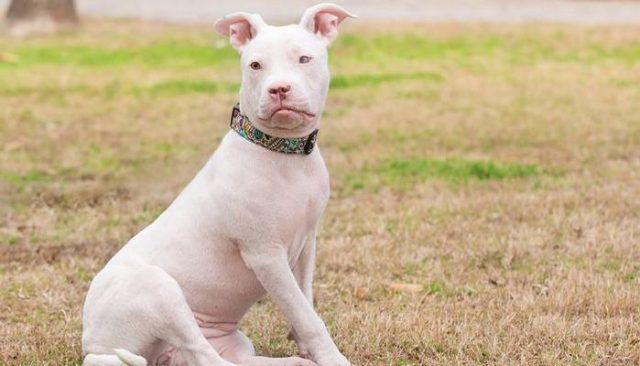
[288,329,313,360]
[314,355,350,366]
[284,356,317,366]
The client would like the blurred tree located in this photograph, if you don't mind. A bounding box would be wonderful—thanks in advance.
[6,0,78,35]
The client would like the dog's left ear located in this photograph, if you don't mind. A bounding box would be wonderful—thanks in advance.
[300,3,357,47]
[215,12,268,52]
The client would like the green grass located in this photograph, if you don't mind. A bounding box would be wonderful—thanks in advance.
[0,170,52,186]
[147,79,237,95]
[2,27,638,72]
[337,31,640,67]
[0,40,238,68]
[330,72,443,89]
[423,281,448,296]
[345,158,541,190]
[338,33,504,61]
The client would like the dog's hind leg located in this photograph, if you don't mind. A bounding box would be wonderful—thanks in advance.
[83,263,236,366]
[205,328,317,366]
[83,349,146,366]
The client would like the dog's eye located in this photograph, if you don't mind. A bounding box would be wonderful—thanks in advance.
[299,56,312,64]
[250,62,261,70]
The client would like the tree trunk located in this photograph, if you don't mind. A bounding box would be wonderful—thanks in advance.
[6,0,78,35]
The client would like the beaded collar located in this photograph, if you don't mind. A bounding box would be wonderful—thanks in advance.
[230,104,318,155]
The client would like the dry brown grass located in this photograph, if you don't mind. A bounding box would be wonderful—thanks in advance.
[1,20,639,365]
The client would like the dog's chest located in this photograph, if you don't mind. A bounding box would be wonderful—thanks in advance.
[184,148,329,316]
[220,134,331,241]
[275,167,329,262]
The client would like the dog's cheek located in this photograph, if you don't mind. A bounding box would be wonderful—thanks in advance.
[241,75,265,116]
[305,67,329,111]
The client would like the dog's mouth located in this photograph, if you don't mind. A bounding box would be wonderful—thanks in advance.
[267,107,315,120]
[256,107,316,131]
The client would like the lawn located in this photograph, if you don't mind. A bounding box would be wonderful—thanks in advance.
[1,20,639,365]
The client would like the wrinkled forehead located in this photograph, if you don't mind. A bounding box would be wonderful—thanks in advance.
[240,24,326,59]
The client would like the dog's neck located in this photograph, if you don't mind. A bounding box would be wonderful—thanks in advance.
[229,104,319,155]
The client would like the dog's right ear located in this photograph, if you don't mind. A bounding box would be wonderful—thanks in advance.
[215,13,267,52]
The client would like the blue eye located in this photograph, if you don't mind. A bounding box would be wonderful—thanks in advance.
[299,56,312,64]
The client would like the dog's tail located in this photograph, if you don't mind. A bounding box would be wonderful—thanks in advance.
[82,349,147,366]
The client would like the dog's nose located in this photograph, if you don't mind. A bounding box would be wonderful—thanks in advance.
[268,83,291,100]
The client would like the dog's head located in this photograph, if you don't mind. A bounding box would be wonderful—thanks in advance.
[215,3,355,138]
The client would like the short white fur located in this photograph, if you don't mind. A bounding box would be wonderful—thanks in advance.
[81,3,355,366]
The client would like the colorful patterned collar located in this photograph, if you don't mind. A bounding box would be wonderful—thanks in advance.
[229,104,318,155]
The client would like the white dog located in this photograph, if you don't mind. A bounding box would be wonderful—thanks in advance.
[81,3,355,366]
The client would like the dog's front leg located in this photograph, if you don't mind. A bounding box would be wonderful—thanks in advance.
[289,237,317,358]
[240,243,349,366]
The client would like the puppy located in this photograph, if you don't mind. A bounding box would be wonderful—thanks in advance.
[81,3,355,366]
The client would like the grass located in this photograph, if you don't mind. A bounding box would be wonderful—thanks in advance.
[0,39,238,68]
[330,72,443,89]
[345,158,541,190]
[1,19,640,365]
[0,170,52,186]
